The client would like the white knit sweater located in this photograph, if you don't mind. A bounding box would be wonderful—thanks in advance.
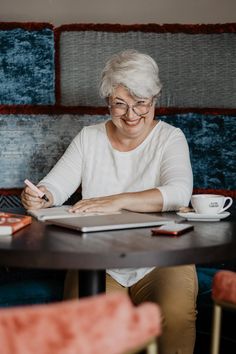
[39,120,193,286]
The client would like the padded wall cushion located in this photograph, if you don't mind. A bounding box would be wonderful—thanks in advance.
[0,113,235,192]
[161,113,236,191]
[0,114,107,188]
[0,25,55,105]
[59,29,236,107]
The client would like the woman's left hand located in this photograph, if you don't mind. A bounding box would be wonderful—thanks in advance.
[69,195,124,214]
[69,189,163,214]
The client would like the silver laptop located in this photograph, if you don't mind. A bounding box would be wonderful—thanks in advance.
[46,210,171,233]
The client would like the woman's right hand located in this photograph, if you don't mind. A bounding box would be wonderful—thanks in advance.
[21,185,53,210]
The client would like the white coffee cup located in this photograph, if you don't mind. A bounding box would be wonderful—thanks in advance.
[191,194,233,214]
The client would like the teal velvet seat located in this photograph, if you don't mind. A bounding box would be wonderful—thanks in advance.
[0,268,65,308]
[0,205,66,308]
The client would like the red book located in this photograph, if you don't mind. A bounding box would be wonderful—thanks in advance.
[0,213,32,236]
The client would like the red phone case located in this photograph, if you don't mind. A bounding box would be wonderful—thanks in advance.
[151,224,194,236]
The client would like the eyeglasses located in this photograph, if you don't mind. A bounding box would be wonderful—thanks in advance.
[108,97,155,117]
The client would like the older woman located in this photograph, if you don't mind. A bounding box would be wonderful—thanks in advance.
[21,50,198,354]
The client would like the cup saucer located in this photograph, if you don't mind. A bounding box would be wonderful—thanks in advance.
[176,211,230,222]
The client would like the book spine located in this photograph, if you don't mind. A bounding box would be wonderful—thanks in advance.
[11,218,32,234]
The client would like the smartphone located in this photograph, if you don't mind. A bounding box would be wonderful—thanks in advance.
[151,223,194,236]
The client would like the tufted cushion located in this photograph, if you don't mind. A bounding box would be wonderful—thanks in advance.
[0,113,235,192]
[59,28,236,108]
[212,270,236,304]
[0,26,55,105]
[0,114,107,189]
[0,292,161,354]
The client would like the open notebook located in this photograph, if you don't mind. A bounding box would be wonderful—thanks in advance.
[28,206,171,233]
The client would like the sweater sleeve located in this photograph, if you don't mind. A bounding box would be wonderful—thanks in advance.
[157,128,193,211]
[38,131,84,206]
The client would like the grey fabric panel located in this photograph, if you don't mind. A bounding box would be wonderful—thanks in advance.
[0,114,107,188]
[60,31,236,108]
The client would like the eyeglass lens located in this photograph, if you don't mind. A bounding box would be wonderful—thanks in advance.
[109,101,152,117]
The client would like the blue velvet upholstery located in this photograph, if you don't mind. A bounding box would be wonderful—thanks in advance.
[0,28,54,104]
[0,268,65,308]
[0,207,66,308]
[0,278,64,307]
[161,114,236,191]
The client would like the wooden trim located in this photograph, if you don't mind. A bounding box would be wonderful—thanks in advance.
[0,105,236,116]
[1,188,235,199]
[0,22,53,30]
[1,22,235,33]
[56,23,236,34]
[54,29,61,105]
[193,189,236,199]
[0,105,109,115]
[0,189,22,196]
[156,107,236,116]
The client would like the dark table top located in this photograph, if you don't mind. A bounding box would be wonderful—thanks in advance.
[0,208,235,270]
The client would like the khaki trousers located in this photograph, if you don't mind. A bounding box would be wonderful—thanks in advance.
[64,265,198,354]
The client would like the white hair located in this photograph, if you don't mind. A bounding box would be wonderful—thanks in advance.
[99,49,162,99]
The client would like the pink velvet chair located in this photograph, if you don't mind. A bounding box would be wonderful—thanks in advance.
[0,292,162,354]
[211,270,236,354]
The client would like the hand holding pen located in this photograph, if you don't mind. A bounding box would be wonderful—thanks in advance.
[21,179,52,210]
[24,179,49,202]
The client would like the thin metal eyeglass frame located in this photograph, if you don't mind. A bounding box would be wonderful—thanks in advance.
[108,96,156,117]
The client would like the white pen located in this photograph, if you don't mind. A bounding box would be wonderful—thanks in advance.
[24,179,49,202]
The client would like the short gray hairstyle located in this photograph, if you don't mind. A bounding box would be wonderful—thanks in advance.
[99,49,162,99]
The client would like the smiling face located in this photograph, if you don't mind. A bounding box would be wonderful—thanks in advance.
[108,85,156,141]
